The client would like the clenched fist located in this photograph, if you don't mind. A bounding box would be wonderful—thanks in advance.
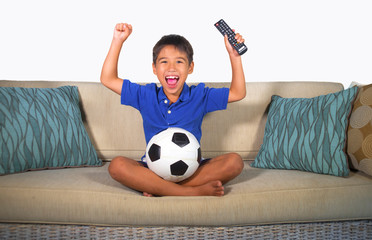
[113,23,133,43]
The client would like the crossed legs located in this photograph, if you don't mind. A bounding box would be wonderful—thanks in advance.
[108,153,244,197]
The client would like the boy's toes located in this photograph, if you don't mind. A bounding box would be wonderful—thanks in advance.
[143,192,154,197]
[212,181,224,196]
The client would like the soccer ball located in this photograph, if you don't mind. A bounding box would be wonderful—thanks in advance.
[145,128,201,182]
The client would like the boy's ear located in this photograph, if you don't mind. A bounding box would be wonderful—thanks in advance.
[188,61,194,74]
[152,63,157,75]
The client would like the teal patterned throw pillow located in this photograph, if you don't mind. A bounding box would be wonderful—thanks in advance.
[0,86,102,175]
[251,87,358,177]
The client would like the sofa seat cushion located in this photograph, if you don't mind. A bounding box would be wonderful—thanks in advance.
[1,162,371,226]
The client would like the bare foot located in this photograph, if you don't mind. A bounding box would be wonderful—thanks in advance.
[193,180,224,196]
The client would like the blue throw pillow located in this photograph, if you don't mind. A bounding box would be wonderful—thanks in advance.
[251,87,358,177]
[0,86,102,175]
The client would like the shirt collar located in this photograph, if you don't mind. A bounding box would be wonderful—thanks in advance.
[158,83,190,103]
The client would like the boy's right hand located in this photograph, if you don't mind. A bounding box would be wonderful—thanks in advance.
[100,23,132,95]
[113,23,132,43]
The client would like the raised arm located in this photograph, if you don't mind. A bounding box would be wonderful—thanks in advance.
[224,33,246,103]
[100,23,133,95]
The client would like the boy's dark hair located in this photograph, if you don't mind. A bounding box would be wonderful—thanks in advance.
[153,34,194,65]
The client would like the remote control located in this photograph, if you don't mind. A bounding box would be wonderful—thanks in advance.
[214,19,247,55]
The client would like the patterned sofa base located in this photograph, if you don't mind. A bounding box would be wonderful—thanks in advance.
[1,220,371,239]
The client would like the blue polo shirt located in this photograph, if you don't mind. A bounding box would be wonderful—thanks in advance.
[121,79,229,144]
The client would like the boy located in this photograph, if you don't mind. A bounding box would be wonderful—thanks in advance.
[101,23,246,197]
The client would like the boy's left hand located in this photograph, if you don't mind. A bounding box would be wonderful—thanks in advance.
[224,31,245,57]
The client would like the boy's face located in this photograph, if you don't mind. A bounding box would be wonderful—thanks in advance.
[152,45,194,101]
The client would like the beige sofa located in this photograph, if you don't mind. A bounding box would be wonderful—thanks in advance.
[0,80,371,234]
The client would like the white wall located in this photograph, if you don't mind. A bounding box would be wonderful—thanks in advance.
[1,0,371,87]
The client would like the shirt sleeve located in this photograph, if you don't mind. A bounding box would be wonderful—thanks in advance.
[204,87,229,113]
[120,79,141,111]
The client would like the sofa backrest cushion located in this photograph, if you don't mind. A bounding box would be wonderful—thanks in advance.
[0,81,343,161]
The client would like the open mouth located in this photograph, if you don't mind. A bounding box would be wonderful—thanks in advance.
[165,75,179,88]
